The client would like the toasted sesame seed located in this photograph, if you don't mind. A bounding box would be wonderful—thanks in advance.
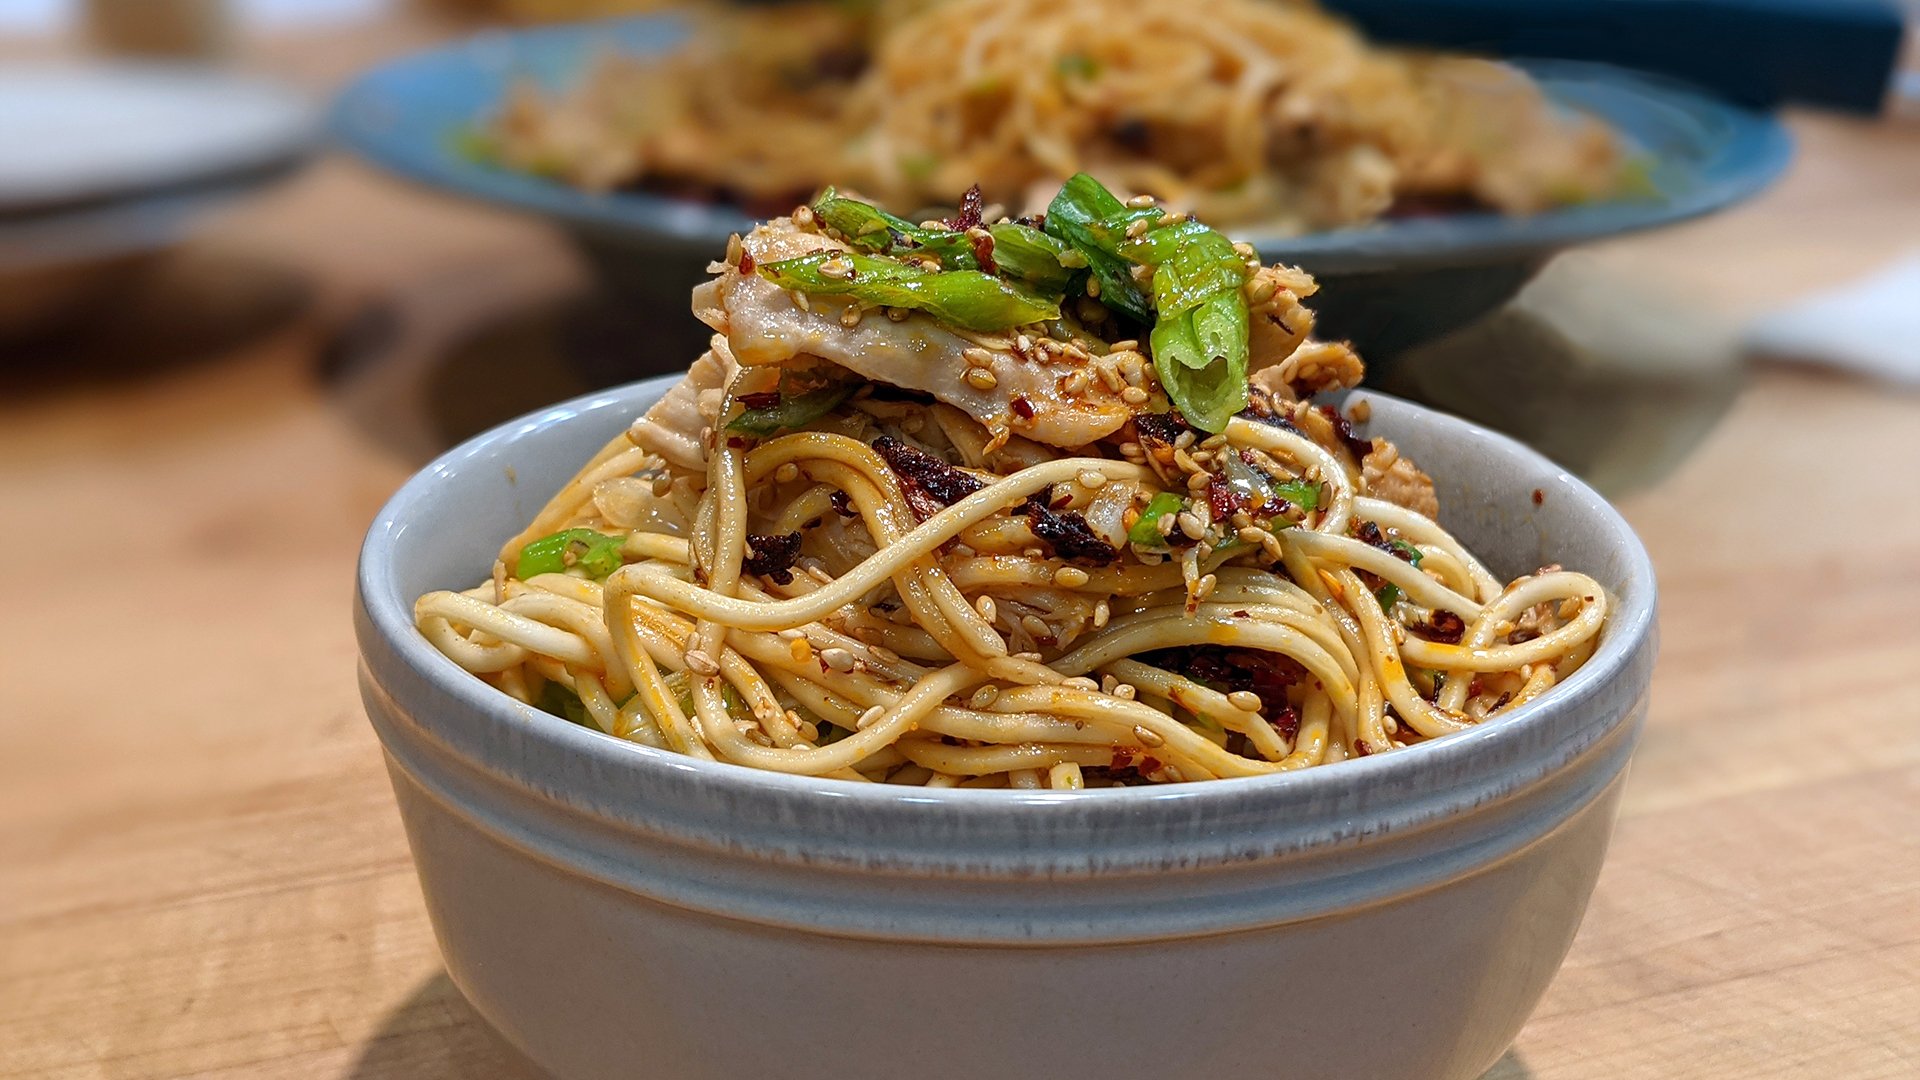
[1020,614,1052,639]
[774,462,800,483]
[840,306,862,328]
[1126,194,1157,208]
[1232,241,1257,259]
[1109,339,1139,351]
[1227,690,1263,711]
[1012,651,1043,662]
[856,704,886,729]
[1119,386,1149,405]
[1113,682,1137,700]
[975,595,998,621]
[969,685,1000,709]
[1133,724,1166,747]
[1245,275,1278,305]
[1176,512,1206,540]
[1063,371,1091,396]
[1186,472,1212,492]
[793,205,816,227]
[885,306,909,322]
[1076,469,1106,490]
[1349,399,1372,423]
[1053,566,1091,587]
[776,627,806,639]
[1085,275,1102,297]
[1117,440,1144,459]
[684,649,720,676]
[1158,765,1186,783]
[1015,334,1034,354]
[793,292,811,313]
[1237,525,1268,544]
[962,346,995,366]
[1194,573,1217,601]
[820,647,856,672]
[1094,361,1126,392]
[1156,511,1178,538]
[1125,218,1150,239]
[965,367,999,390]
[1093,599,1111,629]
[725,233,743,266]
[650,475,674,497]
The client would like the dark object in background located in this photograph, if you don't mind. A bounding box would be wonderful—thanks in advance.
[1324,0,1906,114]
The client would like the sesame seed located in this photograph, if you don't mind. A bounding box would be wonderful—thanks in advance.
[1159,765,1186,783]
[1076,469,1106,489]
[650,475,674,497]
[820,647,856,672]
[1232,241,1257,259]
[1020,614,1052,639]
[684,649,720,676]
[840,306,862,328]
[969,685,1000,709]
[793,292,811,313]
[885,306,909,322]
[1095,362,1126,392]
[1125,194,1157,208]
[774,462,800,483]
[1119,386,1149,405]
[776,627,806,639]
[1085,276,1102,297]
[1194,573,1217,601]
[725,233,743,266]
[1227,690,1263,711]
[1186,472,1212,492]
[1133,724,1166,747]
[965,368,999,390]
[1063,371,1090,396]
[1113,682,1136,700]
[1176,512,1207,540]
[975,595,997,621]
[1015,334,1034,354]
[1053,566,1091,587]
[1172,430,1195,449]
[793,205,816,227]
[1062,676,1100,692]
[1108,339,1139,351]
[1237,525,1268,544]
[1093,600,1110,629]
[963,346,995,366]
[1125,218,1150,239]
[856,704,886,729]
[1156,512,1178,538]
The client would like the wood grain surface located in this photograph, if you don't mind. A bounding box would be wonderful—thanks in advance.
[2,23,1917,1078]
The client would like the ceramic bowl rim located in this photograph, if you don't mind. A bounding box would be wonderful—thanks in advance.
[356,376,1657,820]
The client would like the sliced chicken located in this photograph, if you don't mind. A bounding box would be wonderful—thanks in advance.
[627,336,740,470]
[694,218,1134,448]
[1361,440,1440,519]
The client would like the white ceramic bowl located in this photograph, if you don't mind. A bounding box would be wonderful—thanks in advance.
[356,376,1657,1080]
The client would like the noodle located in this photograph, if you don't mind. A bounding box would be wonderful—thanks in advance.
[482,0,1630,231]
[413,178,1610,789]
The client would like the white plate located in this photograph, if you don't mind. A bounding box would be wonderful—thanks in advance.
[0,64,314,213]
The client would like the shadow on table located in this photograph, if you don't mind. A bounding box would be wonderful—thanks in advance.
[0,249,310,401]
[347,971,547,1080]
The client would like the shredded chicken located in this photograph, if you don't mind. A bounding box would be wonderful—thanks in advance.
[1361,439,1440,519]
[627,336,739,470]
[694,218,1134,448]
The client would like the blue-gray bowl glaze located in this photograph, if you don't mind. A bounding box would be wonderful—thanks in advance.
[354,378,1657,1080]
[329,20,1788,365]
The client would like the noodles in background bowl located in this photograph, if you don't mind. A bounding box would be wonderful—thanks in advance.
[482,0,1632,231]
[414,177,1608,788]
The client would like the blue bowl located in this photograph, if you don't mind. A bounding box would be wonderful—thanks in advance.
[331,16,1791,365]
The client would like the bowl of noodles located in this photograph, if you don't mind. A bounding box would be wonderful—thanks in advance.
[332,0,1789,363]
[354,179,1658,1080]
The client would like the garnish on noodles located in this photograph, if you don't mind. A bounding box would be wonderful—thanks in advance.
[414,176,1609,788]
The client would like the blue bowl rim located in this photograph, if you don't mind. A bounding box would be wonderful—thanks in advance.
[326,15,1792,273]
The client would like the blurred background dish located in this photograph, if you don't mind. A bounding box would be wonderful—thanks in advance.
[331,10,1791,367]
[0,62,315,341]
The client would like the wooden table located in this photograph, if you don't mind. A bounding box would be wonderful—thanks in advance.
[3,29,1918,1075]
